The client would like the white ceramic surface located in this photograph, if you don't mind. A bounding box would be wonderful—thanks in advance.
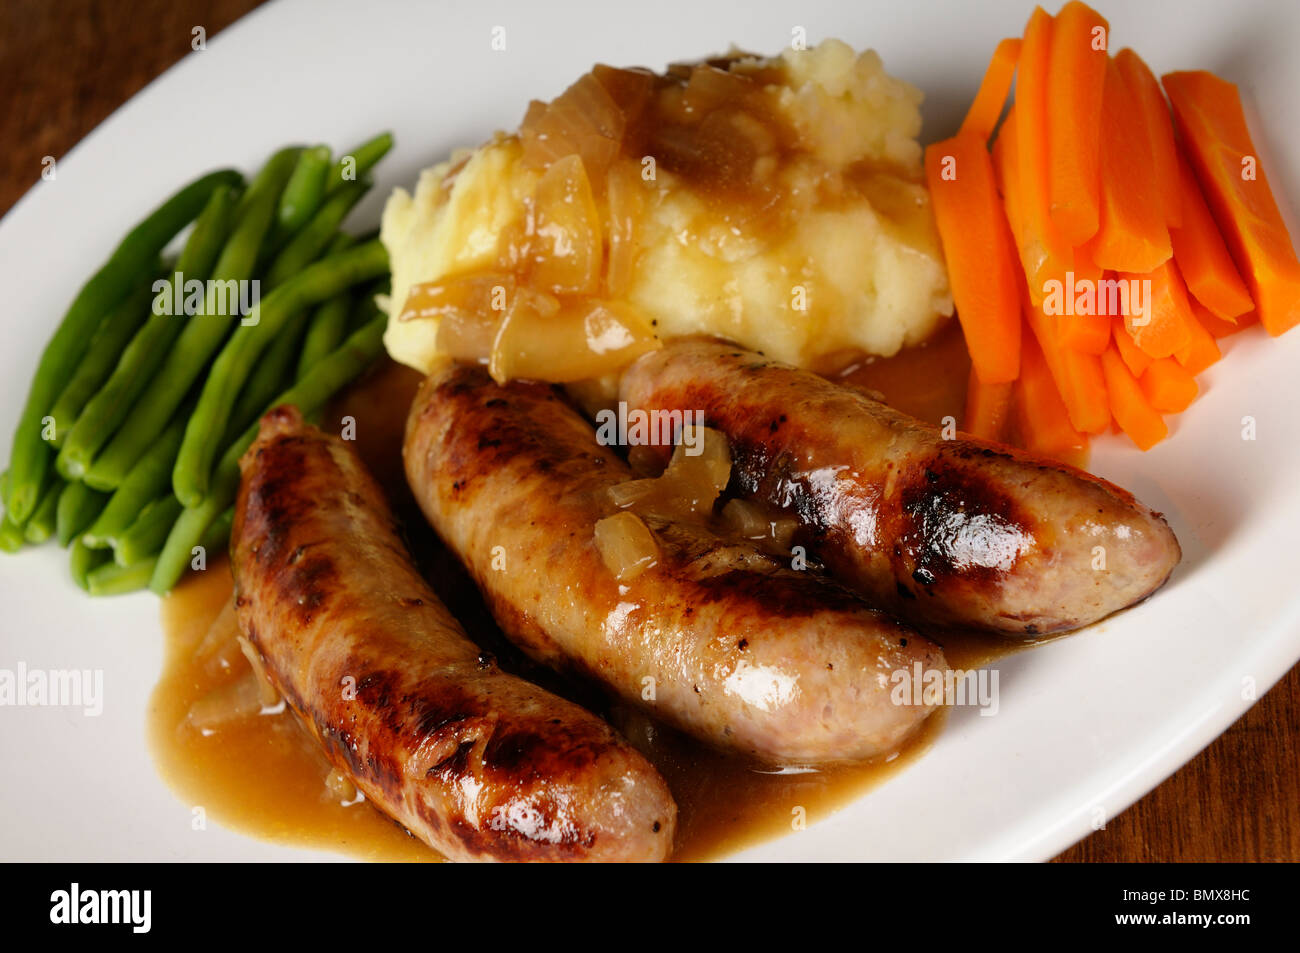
[1,0,1298,861]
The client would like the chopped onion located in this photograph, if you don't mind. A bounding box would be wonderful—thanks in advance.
[594,511,660,581]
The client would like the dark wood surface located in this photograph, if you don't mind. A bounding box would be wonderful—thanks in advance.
[2,0,1295,862]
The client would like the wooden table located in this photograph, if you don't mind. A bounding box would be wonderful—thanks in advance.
[2,0,1295,862]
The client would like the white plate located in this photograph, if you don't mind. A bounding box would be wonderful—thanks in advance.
[2,0,1298,862]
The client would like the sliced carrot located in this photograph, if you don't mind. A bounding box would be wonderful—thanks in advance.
[1023,288,1111,434]
[1014,322,1088,458]
[1101,346,1168,450]
[1169,155,1257,322]
[1140,358,1199,413]
[1176,300,1223,373]
[1046,2,1109,245]
[1115,48,1183,228]
[1120,258,1194,358]
[960,37,1021,141]
[1192,299,1254,339]
[1112,315,1152,377]
[1163,70,1300,336]
[963,368,1013,441]
[925,133,1022,383]
[1014,7,1075,302]
[1086,58,1172,273]
[992,106,1022,236]
[1058,311,1111,354]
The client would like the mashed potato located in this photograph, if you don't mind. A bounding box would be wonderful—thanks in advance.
[382,40,952,377]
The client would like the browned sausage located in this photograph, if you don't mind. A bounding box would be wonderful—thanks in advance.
[403,363,945,765]
[232,406,676,862]
[620,337,1182,636]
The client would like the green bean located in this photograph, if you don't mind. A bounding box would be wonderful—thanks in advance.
[23,475,64,544]
[83,408,189,549]
[114,494,183,567]
[4,168,243,523]
[153,313,387,593]
[294,292,353,382]
[57,183,241,480]
[265,179,371,288]
[271,144,331,246]
[56,481,109,547]
[0,516,23,553]
[90,511,230,596]
[325,131,393,193]
[70,538,111,591]
[173,239,388,507]
[46,280,156,446]
[83,148,303,491]
[225,311,312,445]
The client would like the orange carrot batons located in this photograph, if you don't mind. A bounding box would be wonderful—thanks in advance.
[1114,48,1183,228]
[1014,324,1088,459]
[1120,258,1194,359]
[1087,58,1172,273]
[1169,156,1254,321]
[963,368,1013,441]
[1163,70,1300,336]
[960,37,1021,141]
[925,134,1022,383]
[1112,315,1153,377]
[1175,301,1223,374]
[1014,7,1075,301]
[1140,358,1199,413]
[1046,2,1109,245]
[1102,346,1168,450]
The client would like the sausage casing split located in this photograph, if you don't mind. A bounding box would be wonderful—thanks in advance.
[403,363,945,765]
[621,337,1182,636]
[232,406,676,862]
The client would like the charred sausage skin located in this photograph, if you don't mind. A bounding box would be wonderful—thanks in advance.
[232,406,676,862]
[621,338,1182,636]
[404,363,945,765]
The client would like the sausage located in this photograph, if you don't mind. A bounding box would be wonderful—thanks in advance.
[620,337,1182,636]
[403,362,945,765]
[231,406,676,862]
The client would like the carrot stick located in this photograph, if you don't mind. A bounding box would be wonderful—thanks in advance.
[925,133,1022,383]
[1140,357,1199,413]
[1192,299,1254,339]
[1023,288,1110,434]
[1115,48,1183,228]
[1120,259,1194,358]
[1046,2,1109,245]
[1102,346,1168,450]
[960,38,1021,141]
[1169,154,1257,322]
[963,367,1013,441]
[1058,311,1111,353]
[1086,58,1172,273]
[1014,321,1088,458]
[1163,70,1300,336]
[1112,315,1153,377]
[1176,300,1223,373]
[992,106,1022,235]
[1014,7,1074,302]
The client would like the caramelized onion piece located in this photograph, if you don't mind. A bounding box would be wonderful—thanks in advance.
[237,634,281,708]
[490,293,658,384]
[594,511,660,581]
[604,160,647,298]
[528,154,603,295]
[519,72,625,180]
[607,425,732,521]
[185,672,265,734]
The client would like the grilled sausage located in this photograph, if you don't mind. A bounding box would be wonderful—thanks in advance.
[232,406,676,862]
[621,337,1182,636]
[403,363,945,765]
